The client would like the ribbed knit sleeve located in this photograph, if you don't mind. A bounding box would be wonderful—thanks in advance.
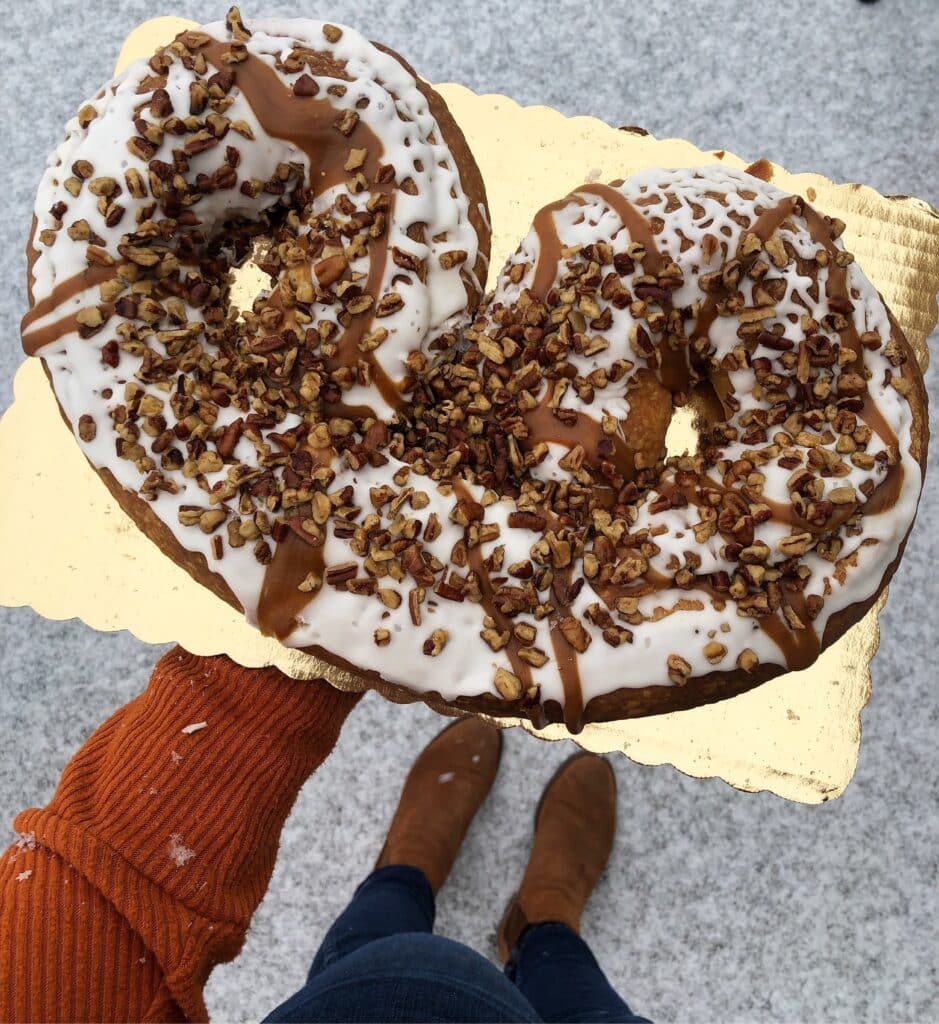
[0,647,361,1023]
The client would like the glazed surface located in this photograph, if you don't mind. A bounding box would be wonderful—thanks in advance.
[23,12,924,730]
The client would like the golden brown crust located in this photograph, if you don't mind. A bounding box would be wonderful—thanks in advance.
[42,359,245,614]
[285,314,929,725]
[37,52,926,728]
[42,46,493,642]
[44,292,927,728]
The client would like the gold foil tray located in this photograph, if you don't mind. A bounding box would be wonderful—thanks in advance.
[2,18,936,804]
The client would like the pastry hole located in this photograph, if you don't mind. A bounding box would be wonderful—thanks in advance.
[229,236,275,318]
[664,380,723,458]
[664,404,699,458]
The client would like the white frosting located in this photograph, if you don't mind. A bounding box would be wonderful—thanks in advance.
[490,166,922,703]
[28,17,481,414]
[25,16,923,729]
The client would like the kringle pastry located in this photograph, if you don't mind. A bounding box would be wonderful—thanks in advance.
[23,10,927,731]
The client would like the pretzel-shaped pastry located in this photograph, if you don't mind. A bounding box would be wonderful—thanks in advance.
[23,11,926,730]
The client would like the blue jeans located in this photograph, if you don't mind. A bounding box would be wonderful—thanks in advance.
[264,865,650,1023]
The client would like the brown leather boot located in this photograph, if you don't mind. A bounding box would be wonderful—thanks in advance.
[497,752,616,961]
[376,716,503,892]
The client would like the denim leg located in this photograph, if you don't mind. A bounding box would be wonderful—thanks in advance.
[506,922,652,1024]
[307,864,436,978]
[264,932,542,1023]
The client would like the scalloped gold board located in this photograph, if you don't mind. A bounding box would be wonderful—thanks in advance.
[1,17,936,803]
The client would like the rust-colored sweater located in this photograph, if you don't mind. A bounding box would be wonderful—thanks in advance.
[0,647,360,1022]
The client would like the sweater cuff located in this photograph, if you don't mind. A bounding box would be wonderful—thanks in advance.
[30,647,361,926]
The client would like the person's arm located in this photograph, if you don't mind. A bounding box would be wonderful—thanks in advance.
[0,647,361,1023]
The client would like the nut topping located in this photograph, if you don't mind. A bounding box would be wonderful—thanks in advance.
[27,50,915,725]
[494,668,522,700]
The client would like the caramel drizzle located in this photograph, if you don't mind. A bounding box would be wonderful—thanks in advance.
[25,215,39,306]
[800,203,900,449]
[862,460,904,516]
[202,42,372,197]
[541,509,586,733]
[451,481,535,696]
[793,201,903,515]
[529,196,582,301]
[578,182,666,270]
[200,42,405,419]
[21,265,117,356]
[23,306,118,356]
[256,527,325,639]
[689,195,799,361]
[580,182,693,394]
[198,40,418,637]
[524,185,682,489]
[521,387,638,481]
[327,194,401,415]
[755,584,820,670]
[548,615,585,732]
[256,438,335,637]
[28,51,908,695]
[573,197,820,670]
